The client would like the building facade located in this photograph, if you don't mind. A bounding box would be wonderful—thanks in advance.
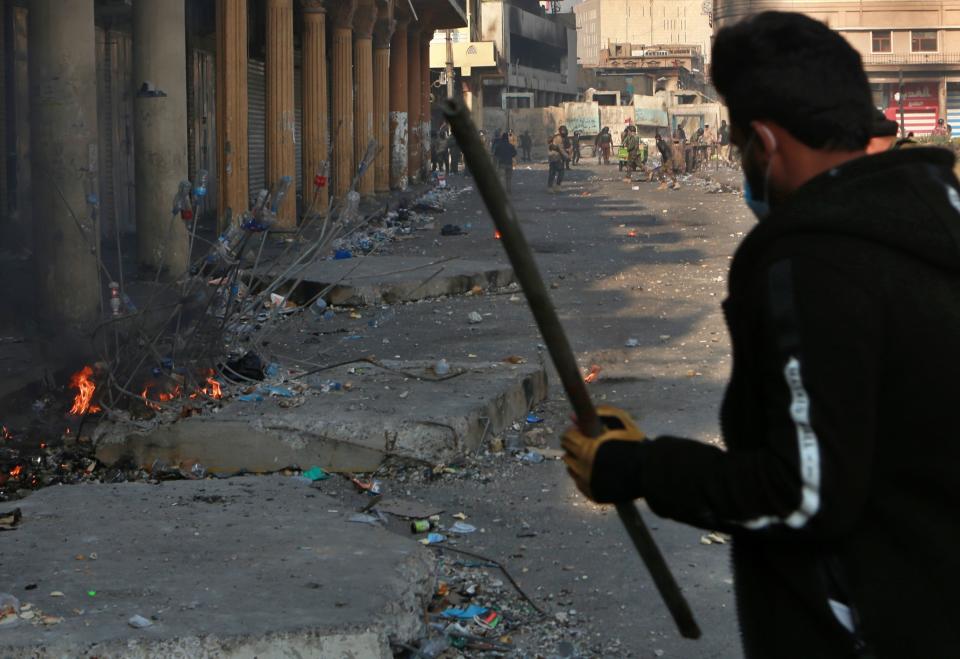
[713,0,960,135]
[0,0,466,328]
[575,0,714,67]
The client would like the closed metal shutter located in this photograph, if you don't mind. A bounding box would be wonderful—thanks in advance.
[294,66,303,208]
[947,83,960,132]
[247,58,266,202]
[188,49,218,220]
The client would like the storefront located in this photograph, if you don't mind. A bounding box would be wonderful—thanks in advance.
[881,81,940,136]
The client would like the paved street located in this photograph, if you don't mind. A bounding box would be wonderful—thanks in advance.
[264,159,753,657]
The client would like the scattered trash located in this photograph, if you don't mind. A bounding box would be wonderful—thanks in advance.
[348,513,383,526]
[352,478,383,495]
[0,508,22,531]
[474,609,502,630]
[441,224,464,236]
[504,355,526,364]
[700,532,727,545]
[128,614,153,629]
[450,521,477,534]
[583,365,602,383]
[467,311,483,324]
[333,248,353,260]
[420,533,446,545]
[261,385,294,398]
[237,392,264,402]
[631,186,640,191]
[0,594,19,624]
[520,450,545,464]
[434,358,451,376]
[625,338,640,348]
[302,466,329,482]
[452,512,468,520]
[442,604,488,620]
[525,413,543,424]
[223,352,266,381]
[411,519,437,533]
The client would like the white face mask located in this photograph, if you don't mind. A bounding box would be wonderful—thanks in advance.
[742,126,777,221]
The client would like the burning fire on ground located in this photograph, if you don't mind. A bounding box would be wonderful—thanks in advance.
[68,366,101,416]
[142,370,223,410]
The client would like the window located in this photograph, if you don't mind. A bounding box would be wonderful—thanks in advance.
[912,30,938,52]
[872,30,891,53]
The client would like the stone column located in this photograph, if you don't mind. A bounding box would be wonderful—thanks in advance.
[420,34,432,180]
[372,7,395,193]
[29,0,99,328]
[388,19,409,190]
[406,24,422,182]
[133,0,190,277]
[331,1,358,199]
[216,0,248,228]
[353,1,378,196]
[266,0,296,228]
[12,6,31,251]
[301,1,329,216]
[0,3,6,230]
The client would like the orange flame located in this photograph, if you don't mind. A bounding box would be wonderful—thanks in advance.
[1,426,11,441]
[494,230,502,240]
[140,386,162,411]
[203,377,222,399]
[9,465,22,478]
[69,367,100,415]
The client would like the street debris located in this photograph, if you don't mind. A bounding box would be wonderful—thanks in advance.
[0,507,21,530]
[467,311,483,324]
[128,614,153,629]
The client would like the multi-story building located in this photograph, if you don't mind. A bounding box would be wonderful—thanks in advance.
[575,0,715,67]
[713,1,960,135]
[429,0,579,122]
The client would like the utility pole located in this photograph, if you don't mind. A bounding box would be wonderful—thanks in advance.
[445,29,455,99]
[899,68,906,138]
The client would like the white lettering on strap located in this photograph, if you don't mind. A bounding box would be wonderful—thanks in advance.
[741,357,822,530]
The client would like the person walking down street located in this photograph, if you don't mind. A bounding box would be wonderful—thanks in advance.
[520,130,533,162]
[562,127,574,170]
[492,132,517,193]
[719,119,732,164]
[596,127,612,164]
[647,132,676,188]
[448,131,462,175]
[547,125,572,190]
[572,130,582,165]
[562,11,960,659]
[703,123,718,164]
[431,130,449,174]
[621,125,640,179]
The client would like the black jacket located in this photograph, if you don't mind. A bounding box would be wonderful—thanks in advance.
[632,148,960,657]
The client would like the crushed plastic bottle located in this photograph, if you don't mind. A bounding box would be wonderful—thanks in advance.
[310,298,328,319]
[269,176,293,213]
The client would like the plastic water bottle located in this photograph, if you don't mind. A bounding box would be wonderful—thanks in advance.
[310,298,328,319]
[192,169,209,199]
[171,180,192,216]
[109,282,121,316]
[269,176,293,213]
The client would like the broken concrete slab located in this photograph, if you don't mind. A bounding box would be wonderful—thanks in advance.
[267,256,516,306]
[0,476,433,658]
[95,360,547,474]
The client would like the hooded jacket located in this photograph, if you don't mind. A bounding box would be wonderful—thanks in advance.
[629,148,960,657]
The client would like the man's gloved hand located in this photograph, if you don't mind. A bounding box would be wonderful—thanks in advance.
[562,405,646,504]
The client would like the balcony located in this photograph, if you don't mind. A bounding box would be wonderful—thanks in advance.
[861,52,960,66]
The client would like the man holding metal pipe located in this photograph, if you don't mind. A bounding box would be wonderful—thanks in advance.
[563,12,960,658]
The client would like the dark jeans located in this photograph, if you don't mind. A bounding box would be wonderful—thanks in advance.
[548,160,565,187]
[449,151,460,174]
[522,146,531,161]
